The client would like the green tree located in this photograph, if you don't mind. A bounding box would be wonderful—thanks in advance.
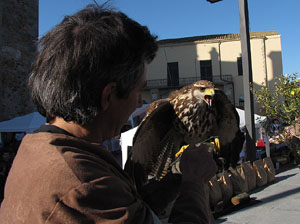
[253,73,300,126]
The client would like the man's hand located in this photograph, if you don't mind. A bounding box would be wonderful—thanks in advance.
[169,144,217,223]
[179,144,218,183]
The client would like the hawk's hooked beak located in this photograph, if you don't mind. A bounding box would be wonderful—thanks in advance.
[203,88,215,106]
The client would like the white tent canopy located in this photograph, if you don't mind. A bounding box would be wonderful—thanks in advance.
[128,104,149,128]
[0,112,46,133]
[236,108,267,128]
[120,126,138,168]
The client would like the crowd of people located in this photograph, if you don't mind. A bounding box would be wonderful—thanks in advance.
[0,132,23,201]
[239,118,299,166]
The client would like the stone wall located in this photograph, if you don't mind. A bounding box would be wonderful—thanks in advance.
[0,0,38,122]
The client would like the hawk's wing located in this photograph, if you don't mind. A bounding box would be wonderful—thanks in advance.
[212,89,243,168]
[212,89,240,144]
[124,99,184,216]
[125,99,184,186]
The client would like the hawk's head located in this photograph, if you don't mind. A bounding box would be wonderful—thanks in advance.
[168,80,216,138]
[192,80,215,107]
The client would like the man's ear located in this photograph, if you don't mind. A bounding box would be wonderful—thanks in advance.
[101,82,117,111]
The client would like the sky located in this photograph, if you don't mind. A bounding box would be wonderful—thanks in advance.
[39,0,300,75]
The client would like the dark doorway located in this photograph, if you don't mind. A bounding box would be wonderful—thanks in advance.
[200,60,213,81]
[167,62,179,86]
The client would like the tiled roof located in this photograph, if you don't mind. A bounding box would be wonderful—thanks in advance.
[158,31,279,45]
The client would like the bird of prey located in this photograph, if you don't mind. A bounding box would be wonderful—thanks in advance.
[125,79,243,193]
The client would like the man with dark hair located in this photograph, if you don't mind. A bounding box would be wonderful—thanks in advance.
[0,5,217,223]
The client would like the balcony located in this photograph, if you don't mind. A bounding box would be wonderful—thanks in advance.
[146,74,233,89]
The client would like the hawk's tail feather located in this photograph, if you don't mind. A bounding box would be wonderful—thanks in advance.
[148,130,179,181]
[149,140,174,180]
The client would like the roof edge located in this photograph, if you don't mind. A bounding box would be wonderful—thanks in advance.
[158,31,280,45]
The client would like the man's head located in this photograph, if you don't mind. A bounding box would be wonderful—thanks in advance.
[29,5,157,126]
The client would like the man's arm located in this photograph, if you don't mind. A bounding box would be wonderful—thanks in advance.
[169,144,217,224]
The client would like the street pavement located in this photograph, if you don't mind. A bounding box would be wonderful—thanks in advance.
[215,164,300,224]
[114,151,300,223]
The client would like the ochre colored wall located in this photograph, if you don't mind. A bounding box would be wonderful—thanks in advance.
[147,33,283,113]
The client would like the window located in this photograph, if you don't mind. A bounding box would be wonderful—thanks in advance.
[237,57,243,76]
[200,60,212,81]
[167,62,179,86]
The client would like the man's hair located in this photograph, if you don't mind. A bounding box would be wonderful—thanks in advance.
[29,5,158,125]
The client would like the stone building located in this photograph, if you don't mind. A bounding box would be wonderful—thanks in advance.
[145,31,283,114]
[0,0,38,122]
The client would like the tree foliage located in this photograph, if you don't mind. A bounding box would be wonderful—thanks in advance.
[253,73,300,126]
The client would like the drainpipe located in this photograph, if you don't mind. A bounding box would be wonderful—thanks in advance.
[195,58,198,79]
[218,41,222,79]
[263,37,269,88]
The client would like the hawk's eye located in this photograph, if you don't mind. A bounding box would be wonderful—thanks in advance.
[199,87,206,92]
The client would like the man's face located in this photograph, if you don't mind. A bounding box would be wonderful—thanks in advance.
[109,65,147,137]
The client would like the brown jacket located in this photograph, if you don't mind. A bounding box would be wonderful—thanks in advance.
[0,132,154,223]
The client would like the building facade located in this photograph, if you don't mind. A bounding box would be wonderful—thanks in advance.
[0,0,38,122]
[144,31,283,114]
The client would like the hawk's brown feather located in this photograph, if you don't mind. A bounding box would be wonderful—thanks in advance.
[126,80,242,185]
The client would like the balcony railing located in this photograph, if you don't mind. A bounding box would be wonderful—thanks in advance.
[146,74,232,89]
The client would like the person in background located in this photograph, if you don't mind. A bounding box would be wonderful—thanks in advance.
[239,128,247,162]
[103,135,121,153]
[271,119,281,136]
[0,5,217,223]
